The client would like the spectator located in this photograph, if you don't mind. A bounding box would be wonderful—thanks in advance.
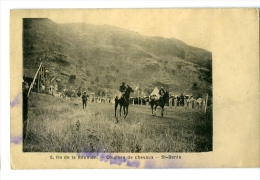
[82,91,88,110]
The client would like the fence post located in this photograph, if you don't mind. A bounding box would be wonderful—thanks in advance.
[204,93,208,113]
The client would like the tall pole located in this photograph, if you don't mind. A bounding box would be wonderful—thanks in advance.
[38,66,43,93]
[37,67,40,93]
[138,90,139,105]
[138,82,140,105]
[28,62,42,97]
[204,93,208,113]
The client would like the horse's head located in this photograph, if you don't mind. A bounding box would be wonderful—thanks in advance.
[122,85,133,100]
[163,91,169,102]
[126,85,134,93]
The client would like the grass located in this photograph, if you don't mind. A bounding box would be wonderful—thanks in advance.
[23,92,212,153]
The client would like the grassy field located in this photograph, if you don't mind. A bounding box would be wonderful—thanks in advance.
[23,93,212,153]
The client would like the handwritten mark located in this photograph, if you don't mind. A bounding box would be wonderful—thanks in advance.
[10,135,23,144]
[10,92,22,108]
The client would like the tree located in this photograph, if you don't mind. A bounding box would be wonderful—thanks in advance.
[68,75,76,84]
[192,82,198,89]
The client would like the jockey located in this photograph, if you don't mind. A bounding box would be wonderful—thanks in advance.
[119,82,127,99]
[159,87,165,97]
[158,87,166,102]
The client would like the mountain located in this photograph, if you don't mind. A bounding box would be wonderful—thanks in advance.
[22,18,212,97]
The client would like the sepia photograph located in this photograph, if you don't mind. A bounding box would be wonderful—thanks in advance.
[10,8,259,169]
[21,14,212,153]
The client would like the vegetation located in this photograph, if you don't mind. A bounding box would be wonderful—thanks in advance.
[22,18,212,97]
[22,19,213,154]
[24,93,212,153]
[68,75,76,84]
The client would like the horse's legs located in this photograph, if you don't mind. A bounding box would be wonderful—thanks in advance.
[151,104,154,115]
[119,105,122,117]
[161,106,164,117]
[154,105,158,116]
[124,105,128,118]
[123,105,126,116]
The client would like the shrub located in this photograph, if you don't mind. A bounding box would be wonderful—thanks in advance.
[68,75,76,84]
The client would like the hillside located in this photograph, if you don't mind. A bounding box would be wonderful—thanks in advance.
[22,18,212,97]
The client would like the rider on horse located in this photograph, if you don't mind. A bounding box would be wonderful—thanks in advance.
[115,82,134,118]
[158,87,166,103]
[119,82,127,100]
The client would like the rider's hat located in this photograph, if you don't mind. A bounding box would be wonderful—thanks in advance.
[122,82,125,85]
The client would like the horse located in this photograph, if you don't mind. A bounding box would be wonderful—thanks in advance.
[149,91,169,117]
[115,85,134,118]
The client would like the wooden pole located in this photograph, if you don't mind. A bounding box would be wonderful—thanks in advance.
[27,62,42,97]
[37,68,40,93]
[138,90,139,105]
[38,66,43,93]
[204,93,208,113]
[41,66,43,92]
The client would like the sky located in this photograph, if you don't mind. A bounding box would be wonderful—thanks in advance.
[49,9,212,51]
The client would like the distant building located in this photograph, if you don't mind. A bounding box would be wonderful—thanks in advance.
[23,69,38,92]
[23,66,51,94]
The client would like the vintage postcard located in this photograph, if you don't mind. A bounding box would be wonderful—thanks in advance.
[10,9,259,169]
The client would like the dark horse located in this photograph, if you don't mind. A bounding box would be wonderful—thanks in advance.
[149,91,169,117]
[115,85,134,118]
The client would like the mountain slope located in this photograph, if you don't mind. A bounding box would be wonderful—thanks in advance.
[23,18,212,97]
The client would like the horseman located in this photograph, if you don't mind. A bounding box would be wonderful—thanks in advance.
[119,82,127,100]
[150,87,169,117]
[115,82,134,118]
[158,87,166,103]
